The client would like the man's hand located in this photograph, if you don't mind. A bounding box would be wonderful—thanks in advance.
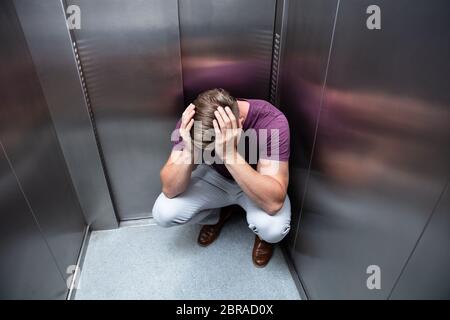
[179,104,195,153]
[160,104,196,197]
[213,106,242,164]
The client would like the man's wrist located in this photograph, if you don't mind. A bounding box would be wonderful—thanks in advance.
[178,148,193,164]
[224,150,243,166]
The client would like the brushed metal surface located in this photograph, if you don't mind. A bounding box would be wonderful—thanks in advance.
[278,0,339,246]
[67,0,185,220]
[0,143,66,300]
[290,0,450,299]
[0,0,84,298]
[14,0,118,230]
[179,0,276,104]
[270,0,289,106]
[390,181,450,299]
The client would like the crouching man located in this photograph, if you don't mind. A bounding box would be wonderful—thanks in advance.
[152,88,291,267]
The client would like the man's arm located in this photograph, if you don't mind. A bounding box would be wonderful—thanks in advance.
[213,106,289,215]
[160,150,195,198]
[226,157,289,215]
[160,104,196,198]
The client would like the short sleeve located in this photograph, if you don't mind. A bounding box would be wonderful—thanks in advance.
[171,118,184,151]
[260,114,290,162]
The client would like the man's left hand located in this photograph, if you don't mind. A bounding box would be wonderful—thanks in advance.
[213,106,242,163]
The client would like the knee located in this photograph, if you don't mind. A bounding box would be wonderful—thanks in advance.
[248,218,291,243]
[152,193,186,228]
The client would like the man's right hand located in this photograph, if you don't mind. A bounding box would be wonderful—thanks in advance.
[161,104,196,197]
[179,103,196,155]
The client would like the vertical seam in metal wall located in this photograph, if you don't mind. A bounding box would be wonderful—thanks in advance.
[177,0,187,105]
[61,0,120,223]
[273,0,310,300]
[0,140,67,283]
[275,0,289,106]
[15,0,89,236]
[268,0,280,103]
[292,0,341,251]
[387,179,450,299]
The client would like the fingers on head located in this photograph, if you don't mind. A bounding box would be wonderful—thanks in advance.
[186,118,194,131]
[217,106,228,119]
[183,104,195,116]
[214,109,225,128]
[224,106,237,128]
[187,103,195,112]
[183,109,195,124]
[212,119,221,135]
[217,106,233,128]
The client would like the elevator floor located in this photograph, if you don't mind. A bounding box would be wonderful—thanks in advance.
[74,214,301,300]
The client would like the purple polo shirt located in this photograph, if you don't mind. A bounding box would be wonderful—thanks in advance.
[172,99,290,180]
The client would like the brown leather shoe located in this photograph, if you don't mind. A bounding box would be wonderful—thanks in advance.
[197,208,233,247]
[252,235,274,267]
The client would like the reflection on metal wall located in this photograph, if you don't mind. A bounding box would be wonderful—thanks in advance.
[279,0,339,247]
[14,0,118,230]
[390,181,450,299]
[179,0,276,104]
[68,0,184,220]
[281,0,450,299]
[0,146,66,299]
[0,0,85,298]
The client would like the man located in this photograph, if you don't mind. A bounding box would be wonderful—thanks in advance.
[152,88,291,267]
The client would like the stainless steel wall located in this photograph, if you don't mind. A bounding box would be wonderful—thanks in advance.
[279,0,339,248]
[0,0,86,299]
[390,180,450,299]
[179,0,276,104]
[0,145,67,299]
[14,0,118,230]
[280,0,450,299]
[67,0,185,220]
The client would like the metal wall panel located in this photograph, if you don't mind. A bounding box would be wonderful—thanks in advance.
[269,0,288,106]
[0,0,86,290]
[15,0,118,230]
[179,0,276,104]
[0,144,67,300]
[390,181,450,299]
[289,0,450,299]
[278,0,339,247]
[14,0,118,230]
[67,0,185,220]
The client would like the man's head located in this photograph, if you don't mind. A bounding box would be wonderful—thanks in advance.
[191,88,240,149]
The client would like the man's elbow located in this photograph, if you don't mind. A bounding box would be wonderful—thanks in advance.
[264,187,287,215]
[162,187,178,199]
[265,199,284,216]
[160,169,176,198]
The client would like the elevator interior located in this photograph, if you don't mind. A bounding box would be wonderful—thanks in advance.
[0,0,449,299]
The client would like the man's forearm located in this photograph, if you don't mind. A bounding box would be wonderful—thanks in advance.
[225,153,285,215]
[160,150,194,198]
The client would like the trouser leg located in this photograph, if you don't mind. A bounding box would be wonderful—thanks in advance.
[237,193,292,243]
[152,167,231,227]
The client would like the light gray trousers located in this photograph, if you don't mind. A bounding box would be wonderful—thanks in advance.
[152,165,291,243]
